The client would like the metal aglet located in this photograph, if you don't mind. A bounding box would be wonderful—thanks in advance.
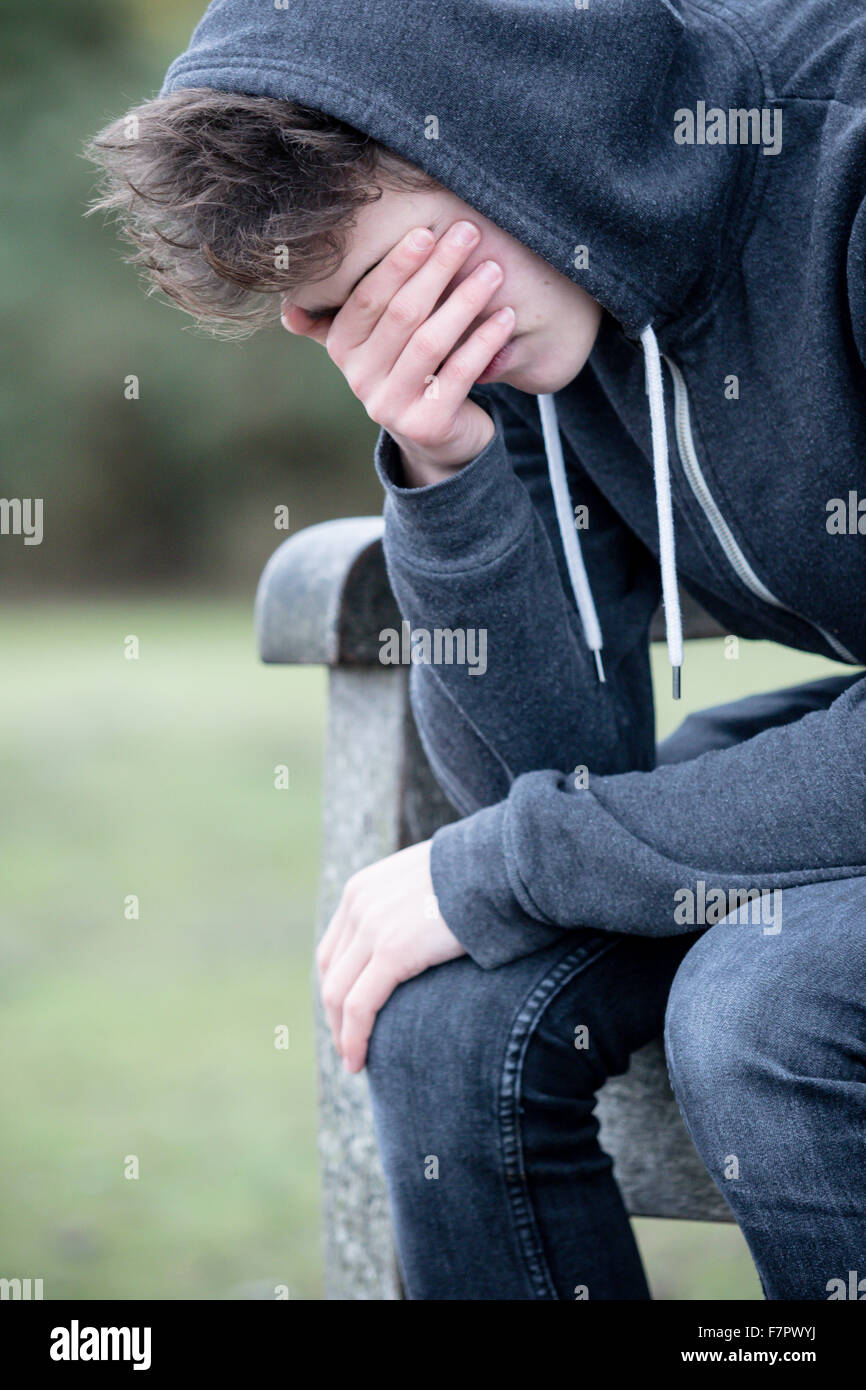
[672,665,682,700]
[594,649,606,684]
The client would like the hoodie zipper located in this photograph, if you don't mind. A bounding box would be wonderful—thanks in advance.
[662,353,859,665]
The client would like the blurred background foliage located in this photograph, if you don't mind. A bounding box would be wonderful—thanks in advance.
[0,0,382,598]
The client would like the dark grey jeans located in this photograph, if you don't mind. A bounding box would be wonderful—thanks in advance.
[365,676,866,1299]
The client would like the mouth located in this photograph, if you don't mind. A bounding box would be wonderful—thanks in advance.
[475,335,517,383]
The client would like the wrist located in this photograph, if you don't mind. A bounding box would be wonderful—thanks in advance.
[396,445,468,488]
[372,413,532,568]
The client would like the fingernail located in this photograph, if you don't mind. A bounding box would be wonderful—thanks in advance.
[476,260,502,284]
[410,227,435,250]
[451,220,480,246]
[494,305,515,322]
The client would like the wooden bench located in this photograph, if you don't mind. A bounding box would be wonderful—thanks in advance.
[255,515,733,1300]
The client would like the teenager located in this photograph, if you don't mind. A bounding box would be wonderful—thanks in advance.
[87,0,866,1299]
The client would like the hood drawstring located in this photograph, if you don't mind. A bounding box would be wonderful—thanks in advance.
[537,392,606,684]
[536,322,684,699]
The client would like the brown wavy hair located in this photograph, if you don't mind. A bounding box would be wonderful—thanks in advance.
[84,88,438,338]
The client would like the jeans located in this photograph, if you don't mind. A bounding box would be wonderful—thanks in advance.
[365,675,866,1299]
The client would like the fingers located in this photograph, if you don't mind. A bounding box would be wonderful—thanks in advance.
[281,223,437,350]
[353,219,481,374]
[317,869,375,1050]
[316,874,361,1037]
[381,262,511,417]
[281,220,486,382]
[339,956,405,1073]
[327,225,438,356]
[434,304,516,404]
[316,918,348,1044]
[316,896,347,979]
[281,214,516,466]
[320,929,373,1059]
[316,842,446,1074]
[380,256,502,412]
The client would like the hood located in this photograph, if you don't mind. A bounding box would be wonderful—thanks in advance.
[160,0,767,697]
[161,0,761,338]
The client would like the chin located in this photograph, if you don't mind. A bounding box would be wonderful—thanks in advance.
[507,338,589,395]
[510,360,582,394]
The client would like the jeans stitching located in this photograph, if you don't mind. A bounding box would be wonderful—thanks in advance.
[497,936,626,1299]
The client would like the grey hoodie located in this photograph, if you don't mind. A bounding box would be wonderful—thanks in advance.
[162,0,866,966]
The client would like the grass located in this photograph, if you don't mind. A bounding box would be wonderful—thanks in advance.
[0,599,852,1299]
[0,598,326,1299]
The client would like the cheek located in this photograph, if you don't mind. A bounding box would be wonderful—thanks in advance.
[462,229,524,295]
[504,268,564,333]
[540,293,601,354]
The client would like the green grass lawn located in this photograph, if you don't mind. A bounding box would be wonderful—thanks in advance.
[0,598,326,1300]
[0,599,852,1299]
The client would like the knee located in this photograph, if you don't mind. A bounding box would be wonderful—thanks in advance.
[664,879,866,1121]
[662,922,780,1186]
[365,948,552,1193]
[366,937,615,1148]
[663,915,793,1112]
[365,953,507,1129]
[663,928,741,1114]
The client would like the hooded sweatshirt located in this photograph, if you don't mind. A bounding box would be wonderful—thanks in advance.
[162,0,866,968]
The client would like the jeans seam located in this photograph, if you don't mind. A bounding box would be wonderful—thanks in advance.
[497,936,627,1300]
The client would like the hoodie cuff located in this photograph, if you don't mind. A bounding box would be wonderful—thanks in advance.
[372,394,532,569]
[430,801,567,969]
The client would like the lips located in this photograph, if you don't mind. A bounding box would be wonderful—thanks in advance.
[475,335,516,383]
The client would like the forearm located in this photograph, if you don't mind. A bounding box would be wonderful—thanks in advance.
[431,672,866,967]
[373,412,651,785]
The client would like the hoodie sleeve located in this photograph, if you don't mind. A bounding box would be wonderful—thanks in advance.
[372,383,665,966]
[374,391,866,970]
[430,669,866,966]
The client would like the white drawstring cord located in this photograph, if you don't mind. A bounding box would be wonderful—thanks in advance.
[639,324,684,699]
[536,321,683,699]
[537,392,606,683]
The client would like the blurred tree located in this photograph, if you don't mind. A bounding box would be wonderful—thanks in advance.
[0,0,126,69]
[0,0,383,595]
